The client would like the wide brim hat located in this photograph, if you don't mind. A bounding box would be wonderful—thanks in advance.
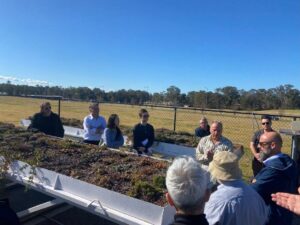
[208,151,242,181]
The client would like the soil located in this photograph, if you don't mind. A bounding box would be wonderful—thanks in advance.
[0,122,168,206]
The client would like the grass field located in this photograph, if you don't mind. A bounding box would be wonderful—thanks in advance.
[1,96,299,181]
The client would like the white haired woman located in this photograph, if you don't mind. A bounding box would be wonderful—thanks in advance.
[166,156,210,225]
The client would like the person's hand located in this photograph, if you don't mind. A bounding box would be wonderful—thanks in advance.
[271,187,300,216]
[207,150,214,161]
[254,153,261,161]
[96,127,103,134]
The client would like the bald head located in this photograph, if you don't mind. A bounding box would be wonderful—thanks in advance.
[260,131,282,148]
[259,132,283,161]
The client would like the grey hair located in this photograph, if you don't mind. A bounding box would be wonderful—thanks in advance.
[166,156,208,212]
[211,121,223,130]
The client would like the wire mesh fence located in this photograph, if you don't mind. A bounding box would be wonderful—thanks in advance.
[1,95,299,152]
[1,95,299,180]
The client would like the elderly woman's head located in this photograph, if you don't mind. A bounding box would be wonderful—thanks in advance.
[166,156,210,214]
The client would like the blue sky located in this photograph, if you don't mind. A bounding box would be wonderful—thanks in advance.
[0,0,299,93]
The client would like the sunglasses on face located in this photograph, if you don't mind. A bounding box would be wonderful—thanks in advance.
[44,106,51,110]
[262,122,270,125]
[142,114,149,118]
[259,141,273,147]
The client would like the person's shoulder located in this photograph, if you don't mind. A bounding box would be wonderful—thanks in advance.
[199,135,210,143]
[147,123,154,129]
[254,129,264,136]
[50,112,60,118]
[84,114,91,121]
[221,136,232,144]
[133,123,141,130]
[32,112,42,118]
[98,115,106,121]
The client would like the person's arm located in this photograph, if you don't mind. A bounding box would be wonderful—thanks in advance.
[56,115,64,138]
[28,114,40,130]
[114,132,124,148]
[132,125,140,149]
[146,125,154,148]
[83,117,97,135]
[97,117,106,135]
[196,138,207,161]
[103,128,115,148]
[251,169,286,204]
[250,132,261,160]
[271,187,300,216]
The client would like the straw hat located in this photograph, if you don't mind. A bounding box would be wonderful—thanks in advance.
[208,151,242,181]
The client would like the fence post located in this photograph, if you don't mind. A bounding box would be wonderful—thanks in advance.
[173,107,177,132]
[58,98,61,117]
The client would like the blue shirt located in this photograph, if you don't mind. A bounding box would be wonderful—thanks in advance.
[205,180,268,225]
[103,128,124,149]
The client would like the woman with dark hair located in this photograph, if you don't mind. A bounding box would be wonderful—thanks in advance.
[103,114,124,149]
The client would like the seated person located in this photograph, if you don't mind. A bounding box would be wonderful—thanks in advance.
[28,102,64,138]
[83,103,106,145]
[166,156,210,225]
[205,151,268,225]
[103,114,124,149]
[196,121,233,165]
[195,117,210,138]
[132,109,154,155]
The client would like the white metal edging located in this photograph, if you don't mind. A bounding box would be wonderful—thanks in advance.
[5,159,175,225]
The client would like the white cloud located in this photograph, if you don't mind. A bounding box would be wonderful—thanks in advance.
[0,75,51,86]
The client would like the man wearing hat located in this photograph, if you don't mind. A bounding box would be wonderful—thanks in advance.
[204,151,268,225]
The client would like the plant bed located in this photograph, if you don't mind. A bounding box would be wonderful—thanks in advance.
[0,122,169,206]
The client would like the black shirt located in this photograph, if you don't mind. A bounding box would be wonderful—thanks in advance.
[170,214,209,225]
[29,112,64,138]
[195,125,210,138]
[132,123,154,150]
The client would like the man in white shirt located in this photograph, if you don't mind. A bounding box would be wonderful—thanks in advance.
[204,151,268,225]
[83,103,106,145]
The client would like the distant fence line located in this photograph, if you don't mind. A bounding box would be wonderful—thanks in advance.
[1,95,300,151]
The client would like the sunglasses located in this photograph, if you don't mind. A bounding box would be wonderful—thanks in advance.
[44,106,51,110]
[142,114,149,118]
[259,141,273,147]
[262,122,270,125]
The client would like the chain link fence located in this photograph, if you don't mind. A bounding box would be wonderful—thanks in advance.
[1,95,299,180]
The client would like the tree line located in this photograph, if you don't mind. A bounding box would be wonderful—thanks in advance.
[0,82,300,110]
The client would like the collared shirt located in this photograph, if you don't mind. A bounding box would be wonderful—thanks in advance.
[263,153,284,166]
[83,114,106,141]
[205,180,269,225]
[196,135,233,165]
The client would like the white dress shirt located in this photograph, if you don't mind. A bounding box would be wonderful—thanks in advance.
[83,114,106,141]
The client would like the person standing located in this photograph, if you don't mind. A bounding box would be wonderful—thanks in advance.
[196,121,233,165]
[29,102,64,138]
[166,156,210,225]
[250,115,275,176]
[195,117,210,138]
[251,131,298,225]
[132,109,154,155]
[205,151,268,225]
[83,103,106,145]
[103,114,124,149]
